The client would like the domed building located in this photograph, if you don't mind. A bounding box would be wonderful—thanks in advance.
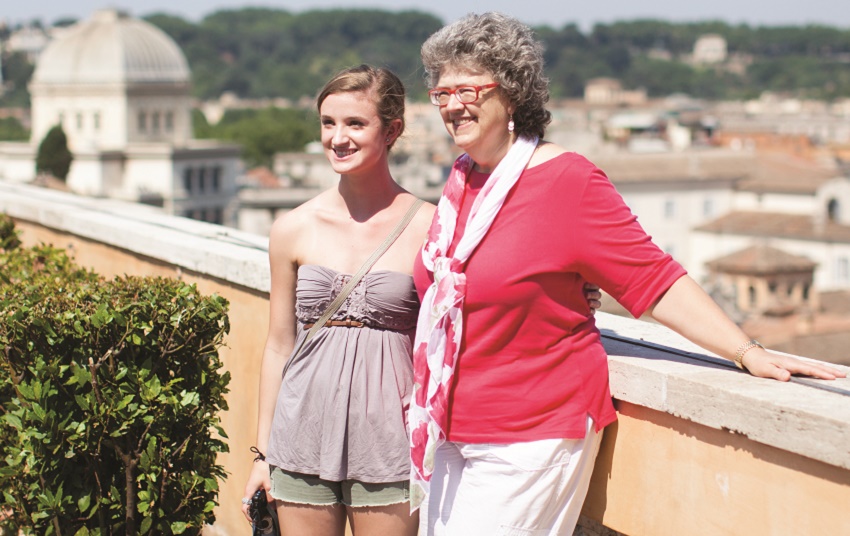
[0,9,241,225]
[30,8,192,150]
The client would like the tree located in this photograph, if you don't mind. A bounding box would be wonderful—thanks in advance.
[194,107,318,167]
[147,8,442,100]
[0,51,35,107]
[51,16,79,27]
[0,117,28,141]
[35,124,73,181]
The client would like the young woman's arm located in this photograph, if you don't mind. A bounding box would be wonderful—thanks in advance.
[241,214,301,522]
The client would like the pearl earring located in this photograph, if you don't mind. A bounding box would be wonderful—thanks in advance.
[508,116,515,133]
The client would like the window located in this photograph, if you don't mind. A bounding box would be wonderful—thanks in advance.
[152,112,161,133]
[703,198,715,218]
[165,111,174,132]
[183,168,193,193]
[198,167,207,193]
[827,198,841,223]
[838,257,850,284]
[211,166,221,192]
[138,111,147,133]
[664,199,676,219]
[93,112,101,130]
[76,113,83,131]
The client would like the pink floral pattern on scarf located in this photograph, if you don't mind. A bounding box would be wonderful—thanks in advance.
[409,136,539,510]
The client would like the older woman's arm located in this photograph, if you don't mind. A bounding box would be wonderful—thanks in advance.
[647,275,846,381]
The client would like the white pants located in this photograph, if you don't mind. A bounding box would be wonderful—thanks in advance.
[419,416,603,536]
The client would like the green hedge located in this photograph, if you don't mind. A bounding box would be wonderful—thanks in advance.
[0,215,231,535]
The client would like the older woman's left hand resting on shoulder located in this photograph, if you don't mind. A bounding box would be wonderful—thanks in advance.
[649,275,846,381]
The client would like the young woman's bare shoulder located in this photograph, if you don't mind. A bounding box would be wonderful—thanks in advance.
[415,200,437,224]
[418,199,437,214]
[404,198,436,236]
[267,192,334,261]
[270,189,336,238]
[269,202,306,242]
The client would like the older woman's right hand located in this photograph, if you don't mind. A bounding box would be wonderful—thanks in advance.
[241,460,272,524]
[742,347,846,382]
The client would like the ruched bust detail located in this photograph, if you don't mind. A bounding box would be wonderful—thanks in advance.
[295,265,419,331]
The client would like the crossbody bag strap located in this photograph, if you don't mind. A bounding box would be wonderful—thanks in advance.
[283,198,425,374]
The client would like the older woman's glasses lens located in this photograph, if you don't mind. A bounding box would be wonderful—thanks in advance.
[428,83,499,106]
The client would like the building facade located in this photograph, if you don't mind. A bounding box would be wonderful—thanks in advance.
[0,9,241,225]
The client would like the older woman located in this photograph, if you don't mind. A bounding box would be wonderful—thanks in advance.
[409,12,845,536]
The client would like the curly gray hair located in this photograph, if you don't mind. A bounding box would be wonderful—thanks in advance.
[421,12,551,139]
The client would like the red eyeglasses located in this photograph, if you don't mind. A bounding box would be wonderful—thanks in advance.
[428,83,499,106]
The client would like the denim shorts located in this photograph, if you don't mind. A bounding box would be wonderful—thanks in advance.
[269,466,410,507]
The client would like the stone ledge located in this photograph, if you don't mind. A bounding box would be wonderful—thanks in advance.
[0,182,270,292]
[3,180,849,473]
[598,311,850,470]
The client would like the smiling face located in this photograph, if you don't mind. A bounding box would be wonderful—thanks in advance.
[319,89,398,178]
[434,66,514,172]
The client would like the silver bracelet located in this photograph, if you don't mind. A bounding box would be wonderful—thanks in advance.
[733,339,764,370]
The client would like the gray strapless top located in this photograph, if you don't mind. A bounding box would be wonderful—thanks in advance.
[265,264,419,483]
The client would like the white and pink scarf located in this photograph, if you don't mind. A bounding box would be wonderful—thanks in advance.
[409,135,539,510]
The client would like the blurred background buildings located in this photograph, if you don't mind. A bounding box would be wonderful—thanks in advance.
[0,10,241,224]
[2,9,850,363]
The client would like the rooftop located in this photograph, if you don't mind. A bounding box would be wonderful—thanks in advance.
[1,181,848,536]
[589,149,751,184]
[696,210,850,243]
[706,244,817,274]
[31,9,190,86]
[737,152,839,194]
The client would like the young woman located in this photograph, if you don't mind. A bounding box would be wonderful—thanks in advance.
[409,12,845,536]
[240,65,434,536]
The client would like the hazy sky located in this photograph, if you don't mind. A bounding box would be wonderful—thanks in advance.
[5,0,850,30]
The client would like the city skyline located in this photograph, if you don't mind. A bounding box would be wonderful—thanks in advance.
[5,0,850,31]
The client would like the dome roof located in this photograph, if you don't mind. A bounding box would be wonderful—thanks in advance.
[32,9,190,85]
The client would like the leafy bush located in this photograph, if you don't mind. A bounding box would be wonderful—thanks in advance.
[0,214,22,251]
[0,218,231,535]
